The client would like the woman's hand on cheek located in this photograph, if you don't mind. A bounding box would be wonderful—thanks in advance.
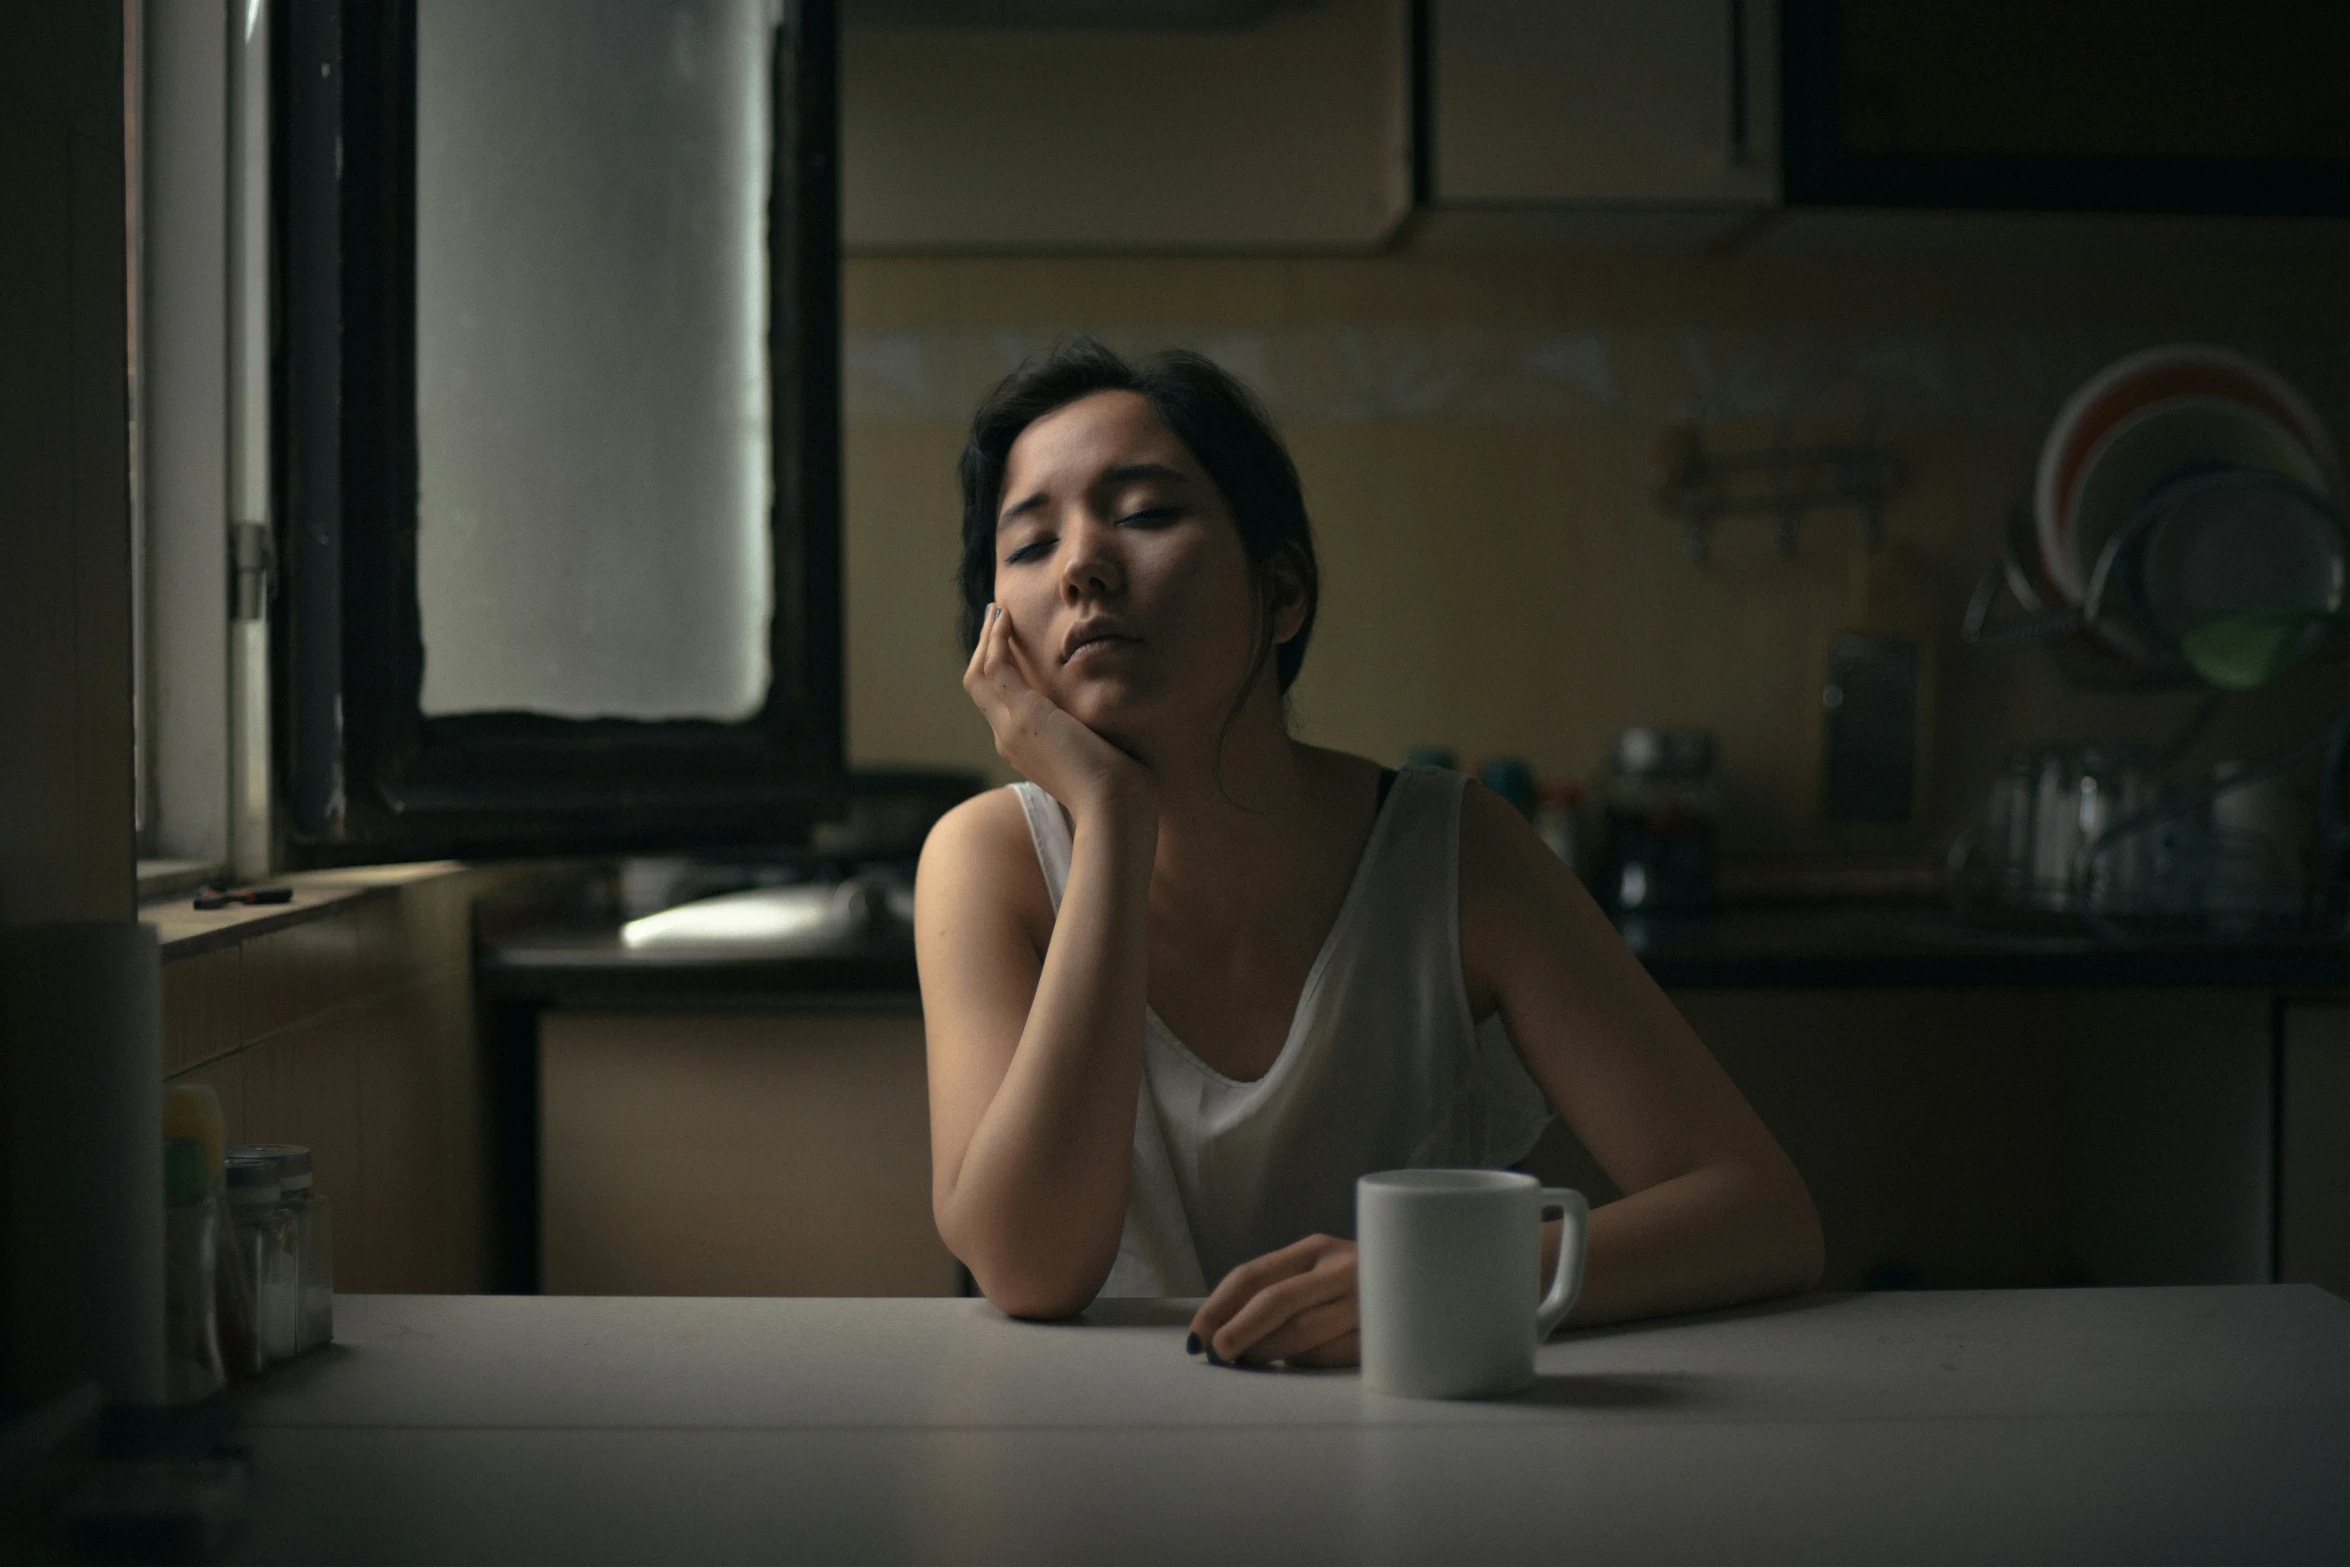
[1187,1234,1359,1369]
[964,604,1154,825]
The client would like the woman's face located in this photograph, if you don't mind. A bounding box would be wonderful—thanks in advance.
[992,390,1280,750]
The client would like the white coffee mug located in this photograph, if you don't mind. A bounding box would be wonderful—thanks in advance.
[1356,1169,1588,1399]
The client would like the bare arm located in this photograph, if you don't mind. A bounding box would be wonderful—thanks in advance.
[916,605,1158,1318]
[1457,782,1824,1325]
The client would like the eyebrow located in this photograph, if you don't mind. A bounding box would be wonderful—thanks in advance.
[996,463,1192,529]
[997,492,1051,528]
[1098,462,1189,489]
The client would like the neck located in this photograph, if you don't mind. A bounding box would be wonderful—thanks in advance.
[1134,684,1313,889]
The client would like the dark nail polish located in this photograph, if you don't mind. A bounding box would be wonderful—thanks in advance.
[1206,1344,1226,1366]
[1185,1332,1201,1356]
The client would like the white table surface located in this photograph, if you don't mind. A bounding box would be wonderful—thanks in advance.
[226,1286,2349,1565]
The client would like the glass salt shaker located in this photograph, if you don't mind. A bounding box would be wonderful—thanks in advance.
[235,1144,333,1352]
[226,1155,301,1368]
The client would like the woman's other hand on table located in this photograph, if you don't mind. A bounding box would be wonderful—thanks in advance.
[1187,1234,1359,1368]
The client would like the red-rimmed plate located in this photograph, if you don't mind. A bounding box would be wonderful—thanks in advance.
[2035,345,2342,604]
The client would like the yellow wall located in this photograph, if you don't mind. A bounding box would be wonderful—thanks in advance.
[840,239,2349,865]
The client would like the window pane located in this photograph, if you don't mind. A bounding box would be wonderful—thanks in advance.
[416,0,775,721]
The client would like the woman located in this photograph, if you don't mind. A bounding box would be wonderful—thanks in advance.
[915,338,1821,1367]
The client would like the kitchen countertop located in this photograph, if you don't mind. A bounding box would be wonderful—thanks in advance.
[479,901,2348,1008]
[222,1285,2349,1564]
[1615,902,2350,989]
[480,922,921,1010]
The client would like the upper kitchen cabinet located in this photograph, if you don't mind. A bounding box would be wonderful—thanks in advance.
[1783,0,2350,215]
[1428,0,1779,209]
[840,0,1411,251]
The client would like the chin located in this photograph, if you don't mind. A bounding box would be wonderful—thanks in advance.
[1058,682,1152,749]
[1058,684,1132,729]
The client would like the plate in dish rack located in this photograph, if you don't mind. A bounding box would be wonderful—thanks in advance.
[2035,344,2341,604]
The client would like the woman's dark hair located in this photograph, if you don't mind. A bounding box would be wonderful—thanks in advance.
[957,336,1320,697]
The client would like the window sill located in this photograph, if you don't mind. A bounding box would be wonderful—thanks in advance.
[136,858,223,901]
[142,861,466,961]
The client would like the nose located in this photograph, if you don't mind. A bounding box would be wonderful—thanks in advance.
[1058,513,1124,604]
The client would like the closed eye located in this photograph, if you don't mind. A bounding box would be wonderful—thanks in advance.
[1003,535,1054,566]
[1118,507,1180,527]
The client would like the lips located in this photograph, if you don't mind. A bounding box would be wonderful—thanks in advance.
[1060,621,1139,664]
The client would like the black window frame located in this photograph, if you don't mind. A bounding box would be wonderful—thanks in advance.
[275,0,846,866]
[1782,0,2350,216]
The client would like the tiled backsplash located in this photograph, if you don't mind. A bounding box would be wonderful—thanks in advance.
[847,321,2343,431]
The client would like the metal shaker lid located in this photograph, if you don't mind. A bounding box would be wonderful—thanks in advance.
[225,1156,281,1204]
[230,1143,313,1191]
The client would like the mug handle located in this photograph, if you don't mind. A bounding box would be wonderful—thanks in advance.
[1534,1188,1589,1341]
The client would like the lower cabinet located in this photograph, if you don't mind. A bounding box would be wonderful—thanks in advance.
[2280,1001,2350,1299]
[535,990,2346,1302]
[1527,987,2325,1294]
[539,1008,959,1297]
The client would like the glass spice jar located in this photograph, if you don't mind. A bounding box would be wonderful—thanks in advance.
[225,1155,301,1370]
[233,1143,334,1352]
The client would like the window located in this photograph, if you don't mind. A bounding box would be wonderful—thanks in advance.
[274,0,845,863]
[413,0,778,725]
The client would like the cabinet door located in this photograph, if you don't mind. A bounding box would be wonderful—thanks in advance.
[1781,0,2350,213]
[2280,1002,2350,1299]
[540,1010,959,1296]
[842,0,1412,250]
[1651,988,2279,1291]
[1433,0,1779,205]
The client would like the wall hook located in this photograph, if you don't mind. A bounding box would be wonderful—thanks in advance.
[1651,422,1904,565]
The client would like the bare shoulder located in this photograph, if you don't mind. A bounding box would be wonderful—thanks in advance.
[1456,774,1558,901]
[915,785,1054,959]
[1457,776,1618,1017]
[920,785,1033,869]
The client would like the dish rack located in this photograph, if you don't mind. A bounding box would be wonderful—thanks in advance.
[1965,343,2347,692]
[1946,704,2350,939]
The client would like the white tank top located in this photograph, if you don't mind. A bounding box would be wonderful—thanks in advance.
[1011,765,1556,1299]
